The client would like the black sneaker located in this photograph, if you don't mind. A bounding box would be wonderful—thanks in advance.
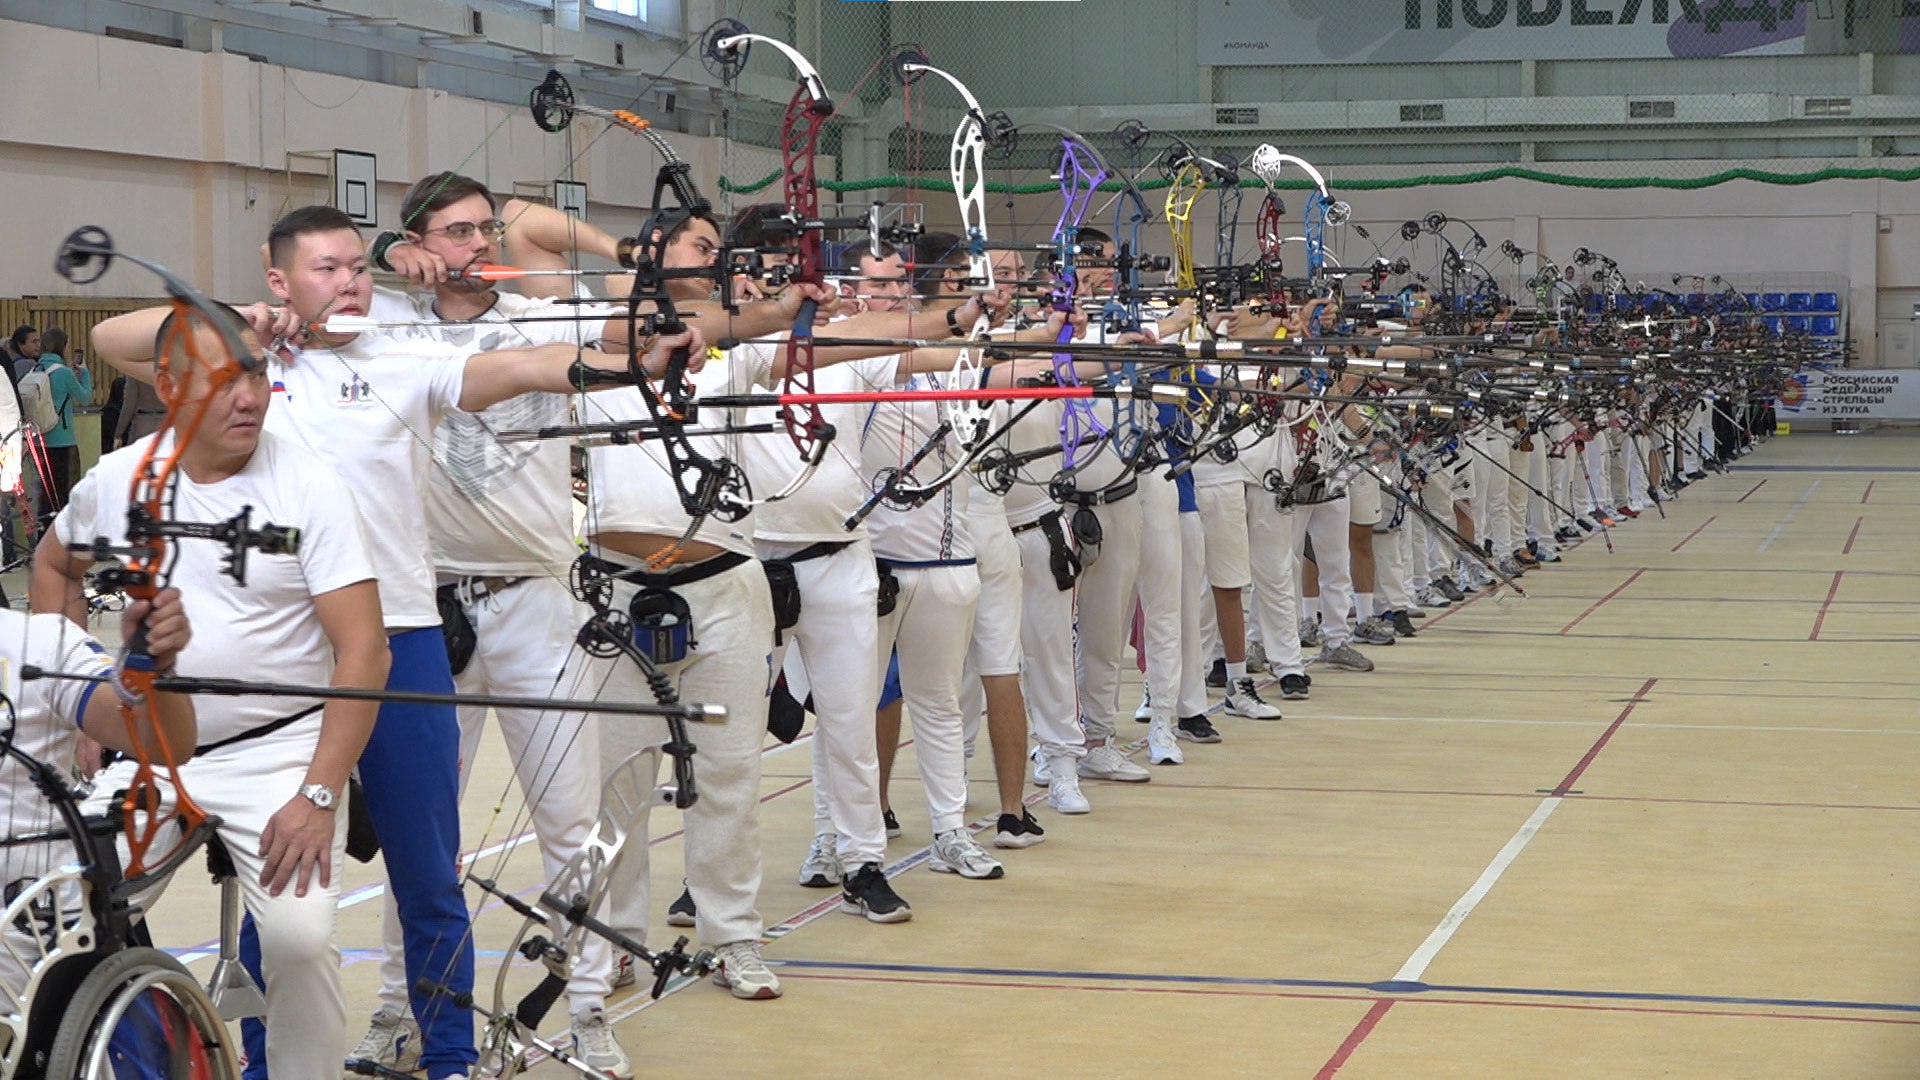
[839,862,911,924]
[993,810,1047,850]
[1279,673,1311,700]
[1176,715,1222,743]
[883,808,902,839]
[667,886,696,927]
[1687,470,1707,480]
[1205,658,1227,689]
[1389,610,1418,637]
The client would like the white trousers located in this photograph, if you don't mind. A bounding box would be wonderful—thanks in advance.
[1014,516,1086,761]
[763,539,885,869]
[88,722,348,1079]
[1175,512,1212,717]
[1373,468,1414,612]
[878,563,981,834]
[1468,431,1512,556]
[1291,493,1354,647]
[1074,495,1144,745]
[1134,474,1184,720]
[1247,488,1305,674]
[563,560,773,948]
[379,576,610,1013]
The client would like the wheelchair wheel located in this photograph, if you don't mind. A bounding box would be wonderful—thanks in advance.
[44,947,239,1079]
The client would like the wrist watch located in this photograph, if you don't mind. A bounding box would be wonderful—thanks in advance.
[299,783,339,811]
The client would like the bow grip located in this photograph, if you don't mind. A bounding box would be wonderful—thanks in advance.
[792,296,818,341]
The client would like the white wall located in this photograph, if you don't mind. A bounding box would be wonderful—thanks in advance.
[0,18,801,302]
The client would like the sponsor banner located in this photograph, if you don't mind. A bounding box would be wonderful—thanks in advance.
[1775,369,1920,420]
[1199,0,1920,67]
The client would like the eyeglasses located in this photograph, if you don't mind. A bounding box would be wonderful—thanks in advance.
[422,219,507,243]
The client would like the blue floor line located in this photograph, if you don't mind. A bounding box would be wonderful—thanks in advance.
[773,958,1920,1015]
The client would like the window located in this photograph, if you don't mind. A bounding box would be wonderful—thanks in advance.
[591,0,644,18]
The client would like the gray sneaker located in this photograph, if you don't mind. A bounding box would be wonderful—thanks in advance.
[571,1007,632,1079]
[1245,639,1270,674]
[1298,619,1324,648]
[1352,618,1397,646]
[1416,586,1452,609]
[348,1006,422,1074]
[1436,577,1466,603]
[1321,642,1375,672]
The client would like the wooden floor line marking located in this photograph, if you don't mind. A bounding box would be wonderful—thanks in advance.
[1810,570,1846,641]
[1756,478,1822,552]
[1862,479,1875,504]
[1389,679,1656,987]
[1735,478,1767,502]
[1843,516,1864,555]
[1559,568,1647,634]
[1669,515,1717,553]
[1314,999,1397,1079]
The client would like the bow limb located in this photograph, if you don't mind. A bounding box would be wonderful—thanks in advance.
[50,227,273,884]
[900,58,999,447]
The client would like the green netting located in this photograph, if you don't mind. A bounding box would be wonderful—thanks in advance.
[718,163,1920,196]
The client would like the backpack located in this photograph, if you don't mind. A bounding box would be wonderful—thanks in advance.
[17,367,57,434]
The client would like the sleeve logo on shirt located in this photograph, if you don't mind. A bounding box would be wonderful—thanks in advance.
[271,380,290,399]
[336,374,375,407]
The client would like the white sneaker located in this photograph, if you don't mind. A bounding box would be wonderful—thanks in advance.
[1134,686,1153,721]
[1224,678,1282,719]
[612,953,635,990]
[711,940,781,1000]
[347,1005,421,1074]
[1046,765,1091,814]
[571,1007,632,1079]
[1077,742,1151,782]
[930,829,1005,879]
[1030,747,1051,786]
[1146,717,1184,764]
[798,832,841,888]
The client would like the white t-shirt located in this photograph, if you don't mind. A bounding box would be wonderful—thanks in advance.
[745,344,900,544]
[579,345,776,558]
[862,371,974,564]
[0,610,113,832]
[368,286,597,578]
[263,332,467,628]
[56,431,378,747]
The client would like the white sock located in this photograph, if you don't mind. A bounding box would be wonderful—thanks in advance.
[1355,592,1374,620]
[1227,661,1248,683]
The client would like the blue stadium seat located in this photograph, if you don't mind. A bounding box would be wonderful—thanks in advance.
[1785,315,1811,333]
[1585,294,1604,314]
[1762,293,1787,311]
[1812,316,1838,336]
[1744,293,1762,311]
[1764,315,1783,335]
[1786,293,1812,312]
[1812,292,1839,312]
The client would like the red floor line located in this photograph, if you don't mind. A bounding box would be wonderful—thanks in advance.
[1669,515,1717,553]
[1862,480,1875,504]
[778,972,1920,1028]
[1552,677,1659,795]
[1314,999,1397,1079]
[1736,479,1768,503]
[1843,516,1864,555]
[1015,779,1920,814]
[1809,571,1846,641]
[1558,568,1647,635]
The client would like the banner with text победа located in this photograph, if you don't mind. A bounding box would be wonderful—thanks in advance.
[1774,370,1920,420]
[1198,0,1920,66]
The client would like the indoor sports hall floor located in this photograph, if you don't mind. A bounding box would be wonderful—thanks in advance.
[129,429,1920,1078]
